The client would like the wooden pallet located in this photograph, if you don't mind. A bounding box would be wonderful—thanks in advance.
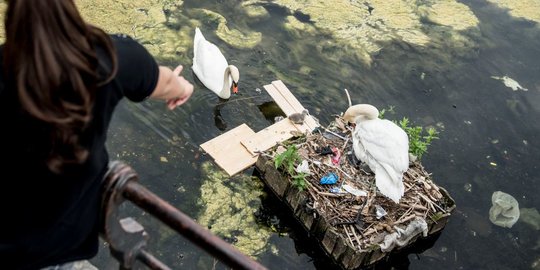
[199,80,319,176]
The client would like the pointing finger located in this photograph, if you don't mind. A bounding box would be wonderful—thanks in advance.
[173,65,183,76]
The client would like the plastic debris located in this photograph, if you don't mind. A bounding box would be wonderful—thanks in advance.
[380,217,428,252]
[331,147,341,165]
[274,116,285,122]
[342,184,367,197]
[315,146,333,155]
[489,191,520,228]
[519,208,540,231]
[491,75,528,91]
[464,183,472,192]
[375,205,387,219]
[320,172,339,185]
[346,150,361,167]
[329,187,346,194]
[322,130,346,140]
[295,160,311,175]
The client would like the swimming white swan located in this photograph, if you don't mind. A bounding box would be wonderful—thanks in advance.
[192,27,240,99]
[343,104,409,203]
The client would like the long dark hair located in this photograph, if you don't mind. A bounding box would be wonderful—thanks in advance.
[3,0,118,173]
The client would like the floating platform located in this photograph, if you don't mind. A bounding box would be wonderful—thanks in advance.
[254,118,456,269]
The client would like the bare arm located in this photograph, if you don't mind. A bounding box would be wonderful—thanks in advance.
[150,65,194,110]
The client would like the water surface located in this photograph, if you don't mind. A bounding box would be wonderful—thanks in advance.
[17,0,540,269]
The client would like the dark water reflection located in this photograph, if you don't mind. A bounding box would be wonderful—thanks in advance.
[93,0,540,269]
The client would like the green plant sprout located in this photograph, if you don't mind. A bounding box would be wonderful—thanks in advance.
[398,117,439,160]
[273,145,307,191]
[378,105,395,119]
[378,106,439,160]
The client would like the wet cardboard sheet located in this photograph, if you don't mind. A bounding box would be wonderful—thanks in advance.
[200,124,258,176]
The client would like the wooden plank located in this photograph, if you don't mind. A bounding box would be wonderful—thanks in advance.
[293,115,319,133]
[240,119,300,156]
[304,115,320,131]
[271,80,320,131]
[272,80,306,113]
[200,124,258,176]
[263,84,297,116]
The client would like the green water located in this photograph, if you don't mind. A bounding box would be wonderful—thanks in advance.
[78,1,540,269]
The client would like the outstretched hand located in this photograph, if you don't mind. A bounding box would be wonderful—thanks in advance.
[167,65,193,110]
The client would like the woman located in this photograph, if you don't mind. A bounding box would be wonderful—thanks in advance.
[0,0,193,269]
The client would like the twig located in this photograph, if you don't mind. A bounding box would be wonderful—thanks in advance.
[362,227,379,237]
[343,225,356,247]
[254,150,274,159]
[305,158,353,180]
[344,88,352,108]
[229,95,258,103]
[350,224,362,248]
[323,128,348,141]
[399,203,428,211]
[395,214,417,225]
[319,192,345,197]
[341,137,350,154]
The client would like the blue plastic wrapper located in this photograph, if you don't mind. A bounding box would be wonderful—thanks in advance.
[320,172,339,185]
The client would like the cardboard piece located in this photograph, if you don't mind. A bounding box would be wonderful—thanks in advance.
[240,119,300,156]
[200,124,258,176]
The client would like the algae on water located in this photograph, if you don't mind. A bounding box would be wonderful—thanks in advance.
[0,1,261,60]
[189,8,262,49]
[75,0,193,62]
[197,162,275,257]
[486,0,540,24]
[2,0,536,67]
[262,0,480,64]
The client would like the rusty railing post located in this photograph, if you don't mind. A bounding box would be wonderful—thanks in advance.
[101,160,267,270]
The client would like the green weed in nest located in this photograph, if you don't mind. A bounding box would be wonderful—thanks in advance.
[273,144,308,191]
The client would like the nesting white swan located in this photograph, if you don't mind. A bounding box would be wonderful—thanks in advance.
[192,27,240,100]
[343,104,409,203]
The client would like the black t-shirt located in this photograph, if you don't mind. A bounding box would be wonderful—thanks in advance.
[0,34,159,269]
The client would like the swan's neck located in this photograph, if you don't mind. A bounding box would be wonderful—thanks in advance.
[353,108,379,124]
[220,66,232,99]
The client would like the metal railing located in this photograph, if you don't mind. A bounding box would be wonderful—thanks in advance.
[101,160,267,270]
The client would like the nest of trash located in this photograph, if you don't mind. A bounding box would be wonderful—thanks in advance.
[261,116,455,253]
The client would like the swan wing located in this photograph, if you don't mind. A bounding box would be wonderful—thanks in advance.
[353,128,405,203]
[374,165,404,203]
[356,119,409,173]
[355,119,408,203]
[192,28,229,94]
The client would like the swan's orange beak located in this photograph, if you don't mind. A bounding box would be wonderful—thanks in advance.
[232,82,238,94]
